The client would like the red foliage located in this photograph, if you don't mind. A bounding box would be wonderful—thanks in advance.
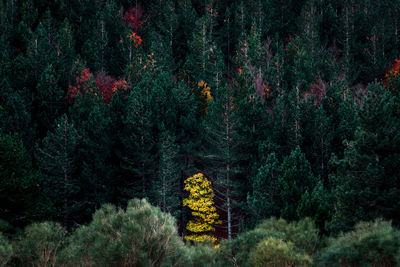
[68,69,128,104]
[95,71,129,103]
[95,71,116,103]
[123,5,144,32]
[68,68,93,102]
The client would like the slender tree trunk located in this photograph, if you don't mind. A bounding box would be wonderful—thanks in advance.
[202,23,206,71]
[101,20,105,67]
[63,167,68,228]
[63,119,68,228]
[295,84,300,144]
[141,131,146,197]
[321,134,324,184]
[226,103,232,240]
[226,162,232,240]
[344,6,350,82]
[162,172,166,212]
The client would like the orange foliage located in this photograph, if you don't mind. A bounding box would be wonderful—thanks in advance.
[384,59,400,87]
[112,80,128,93]
[129,32,143,48]
[263,85,271,99]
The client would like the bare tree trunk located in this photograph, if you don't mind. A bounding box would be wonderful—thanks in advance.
[202,23,206,71]
[101,20,105,67]
[226,162,232,240]
[141,128,146,197]
[226,102,232,240]
[344,6,350,82]
[295,84,300,144]
[162,172,166,212]
[63,119,68,228]
[321,134,324,184]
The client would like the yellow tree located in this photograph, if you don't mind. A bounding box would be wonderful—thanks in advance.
[183,173,221,243]
[197,80,213,116]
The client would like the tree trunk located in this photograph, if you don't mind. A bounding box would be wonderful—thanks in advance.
[63,119,68,228]
[227,162,232,240]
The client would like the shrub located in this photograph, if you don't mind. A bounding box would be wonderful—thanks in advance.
[176,242,216,267]
[215,229,284,267]
[214,217,317,266]
[14,222,66,266]
[317,219,400,266]
[250,237,312,267]
[62,198,183,266]
[256,217,319,255]
[0,233,12,266]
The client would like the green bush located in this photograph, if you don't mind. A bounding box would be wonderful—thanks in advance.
[215,229,284,267]
[317,219,400,266]
[214,217,317,266]
[256,217,319,255]
[250,237,312,267]
[62,198,184,266]
[14,222,66,266]
[0,233,12,266]
[176,242,216,267]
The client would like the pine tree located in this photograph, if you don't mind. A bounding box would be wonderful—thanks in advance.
[185,16,225,90]
[71,90,115,221]
[26,10,59,81]
[0,79,33,146]
[147,0,178,72]
[183,173,221,243]
[169,80,202,234]
[55,19,76,85]
[154,126,180,215]
[119,72,156,201]
[0,131,44,228]
[331,82,400,231]
[339,0,357,85]
[37,115,80,227]
[36,64,64,133]
[81,17,109,72]
[203,85,244,240]
[277,146,318,220]
[249,152,280,224]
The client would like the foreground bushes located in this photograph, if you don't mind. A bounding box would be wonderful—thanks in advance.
[250,237,311,267]
[63,199,182,266]
[0,233,12,266]
[216,217,318,266]
[1,200,400,266]
[14,222,67,266]
[317,219,400,266]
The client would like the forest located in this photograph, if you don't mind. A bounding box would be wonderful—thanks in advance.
[0,0,400,266]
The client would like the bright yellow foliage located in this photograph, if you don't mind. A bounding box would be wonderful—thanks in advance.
[198,81,213,104]
[183,173,221,244]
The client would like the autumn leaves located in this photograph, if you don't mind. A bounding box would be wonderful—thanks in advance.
[183,173,221,245]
